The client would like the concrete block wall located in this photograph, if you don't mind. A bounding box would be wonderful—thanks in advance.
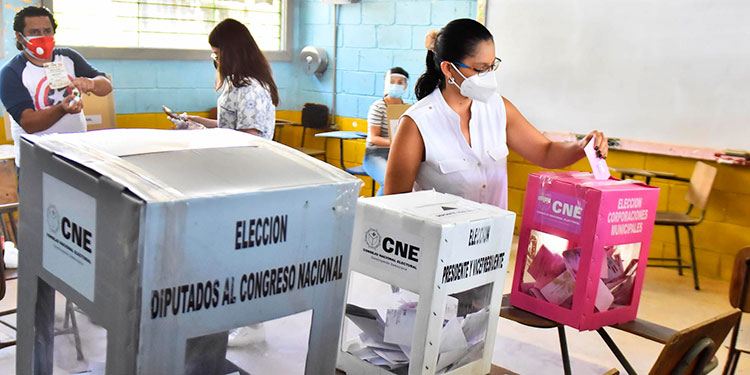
[293,0,478,119]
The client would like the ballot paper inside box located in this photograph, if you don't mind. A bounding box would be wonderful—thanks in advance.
[15,129,361,375]
[510,171,659,331]
[337,191,516,375]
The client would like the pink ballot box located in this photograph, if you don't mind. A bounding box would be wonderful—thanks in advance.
[510,171,660,330]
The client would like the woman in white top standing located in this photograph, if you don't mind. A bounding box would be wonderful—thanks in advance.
[385,18,608,208]
[174,18,278,139]
[363,67,409,196]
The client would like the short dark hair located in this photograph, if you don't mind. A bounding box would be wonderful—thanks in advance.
[389,67,409,79]
[13,6,58,51]
[209,18,279,106]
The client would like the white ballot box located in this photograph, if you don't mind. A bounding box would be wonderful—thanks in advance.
[337,191,516,375]
[15,129,361,375]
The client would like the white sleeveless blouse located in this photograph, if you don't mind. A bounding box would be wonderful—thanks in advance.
[403,88,509,208]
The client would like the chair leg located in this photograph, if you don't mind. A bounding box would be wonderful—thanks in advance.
[686,226,700,290]
[729,352,740,375]
[323,136,327,163]
[722,350,737,375]
[0,219,8,244]
[674,226,683,276]
[597,328,637,375]
[65,300,85,361]
[723,314,742,375]
[9,214,17,244]
[557,325,572,375]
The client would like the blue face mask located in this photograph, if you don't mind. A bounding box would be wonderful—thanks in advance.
[387,84,405,99]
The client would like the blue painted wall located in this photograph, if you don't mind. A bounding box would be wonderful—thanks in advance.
[2,0,477,119]
[290,0,477,119]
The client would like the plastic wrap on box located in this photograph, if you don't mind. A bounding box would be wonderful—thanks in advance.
[511,171,659,331]
[16,129,361,374]
[338,191,516,375]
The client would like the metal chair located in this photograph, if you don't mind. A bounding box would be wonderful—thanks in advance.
[294,103,328,162]
[604,310,740,375]
[502,293,729,375]
[0,203,18,245]
[723,246,750,375]
[649,161,717,290]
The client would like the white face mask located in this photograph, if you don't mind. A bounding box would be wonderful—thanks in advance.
[449,63,499,102]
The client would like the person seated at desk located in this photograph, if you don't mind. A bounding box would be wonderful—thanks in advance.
[0,6,112,171]
[385,19,608,208]
[171,18,278,140]
[363,67,409,196]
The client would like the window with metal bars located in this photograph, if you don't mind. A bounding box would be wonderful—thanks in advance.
[40,0,293,61]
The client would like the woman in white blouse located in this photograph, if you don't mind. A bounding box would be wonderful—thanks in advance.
[176,18,278,139]
[385,19,608,208]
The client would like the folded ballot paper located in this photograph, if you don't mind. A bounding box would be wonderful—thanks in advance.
[521,244,638,311]
[345,298,489,374]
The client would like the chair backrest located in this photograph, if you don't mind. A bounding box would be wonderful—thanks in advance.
[299,103,329,147]
[0,203,19,244]
[729,247,750,312]
[686,161,717,210]
[649,310,741,375]
[301,103,329,129]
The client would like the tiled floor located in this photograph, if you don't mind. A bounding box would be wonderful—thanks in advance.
[0,238,748,374]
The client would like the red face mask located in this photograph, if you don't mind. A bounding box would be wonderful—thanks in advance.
[22,35,55,60]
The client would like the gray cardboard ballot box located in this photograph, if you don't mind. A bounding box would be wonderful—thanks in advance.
[16,129,361,374]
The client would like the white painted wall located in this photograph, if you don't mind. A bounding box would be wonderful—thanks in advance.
[487,0,750,150]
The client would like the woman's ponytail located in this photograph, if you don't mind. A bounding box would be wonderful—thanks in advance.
[415,50,442,100]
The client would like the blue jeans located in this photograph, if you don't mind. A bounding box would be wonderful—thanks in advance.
[363,147,388,196]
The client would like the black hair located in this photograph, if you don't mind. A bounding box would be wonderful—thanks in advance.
[389,66,409,79]
[13,6,57,51]
[415,18,493,100]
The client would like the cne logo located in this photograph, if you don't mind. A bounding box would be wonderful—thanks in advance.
[47,205,60,233]
[382,236,420,262]
[364,228,381,249]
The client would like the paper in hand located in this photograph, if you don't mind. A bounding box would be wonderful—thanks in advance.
[584,137,610,180]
